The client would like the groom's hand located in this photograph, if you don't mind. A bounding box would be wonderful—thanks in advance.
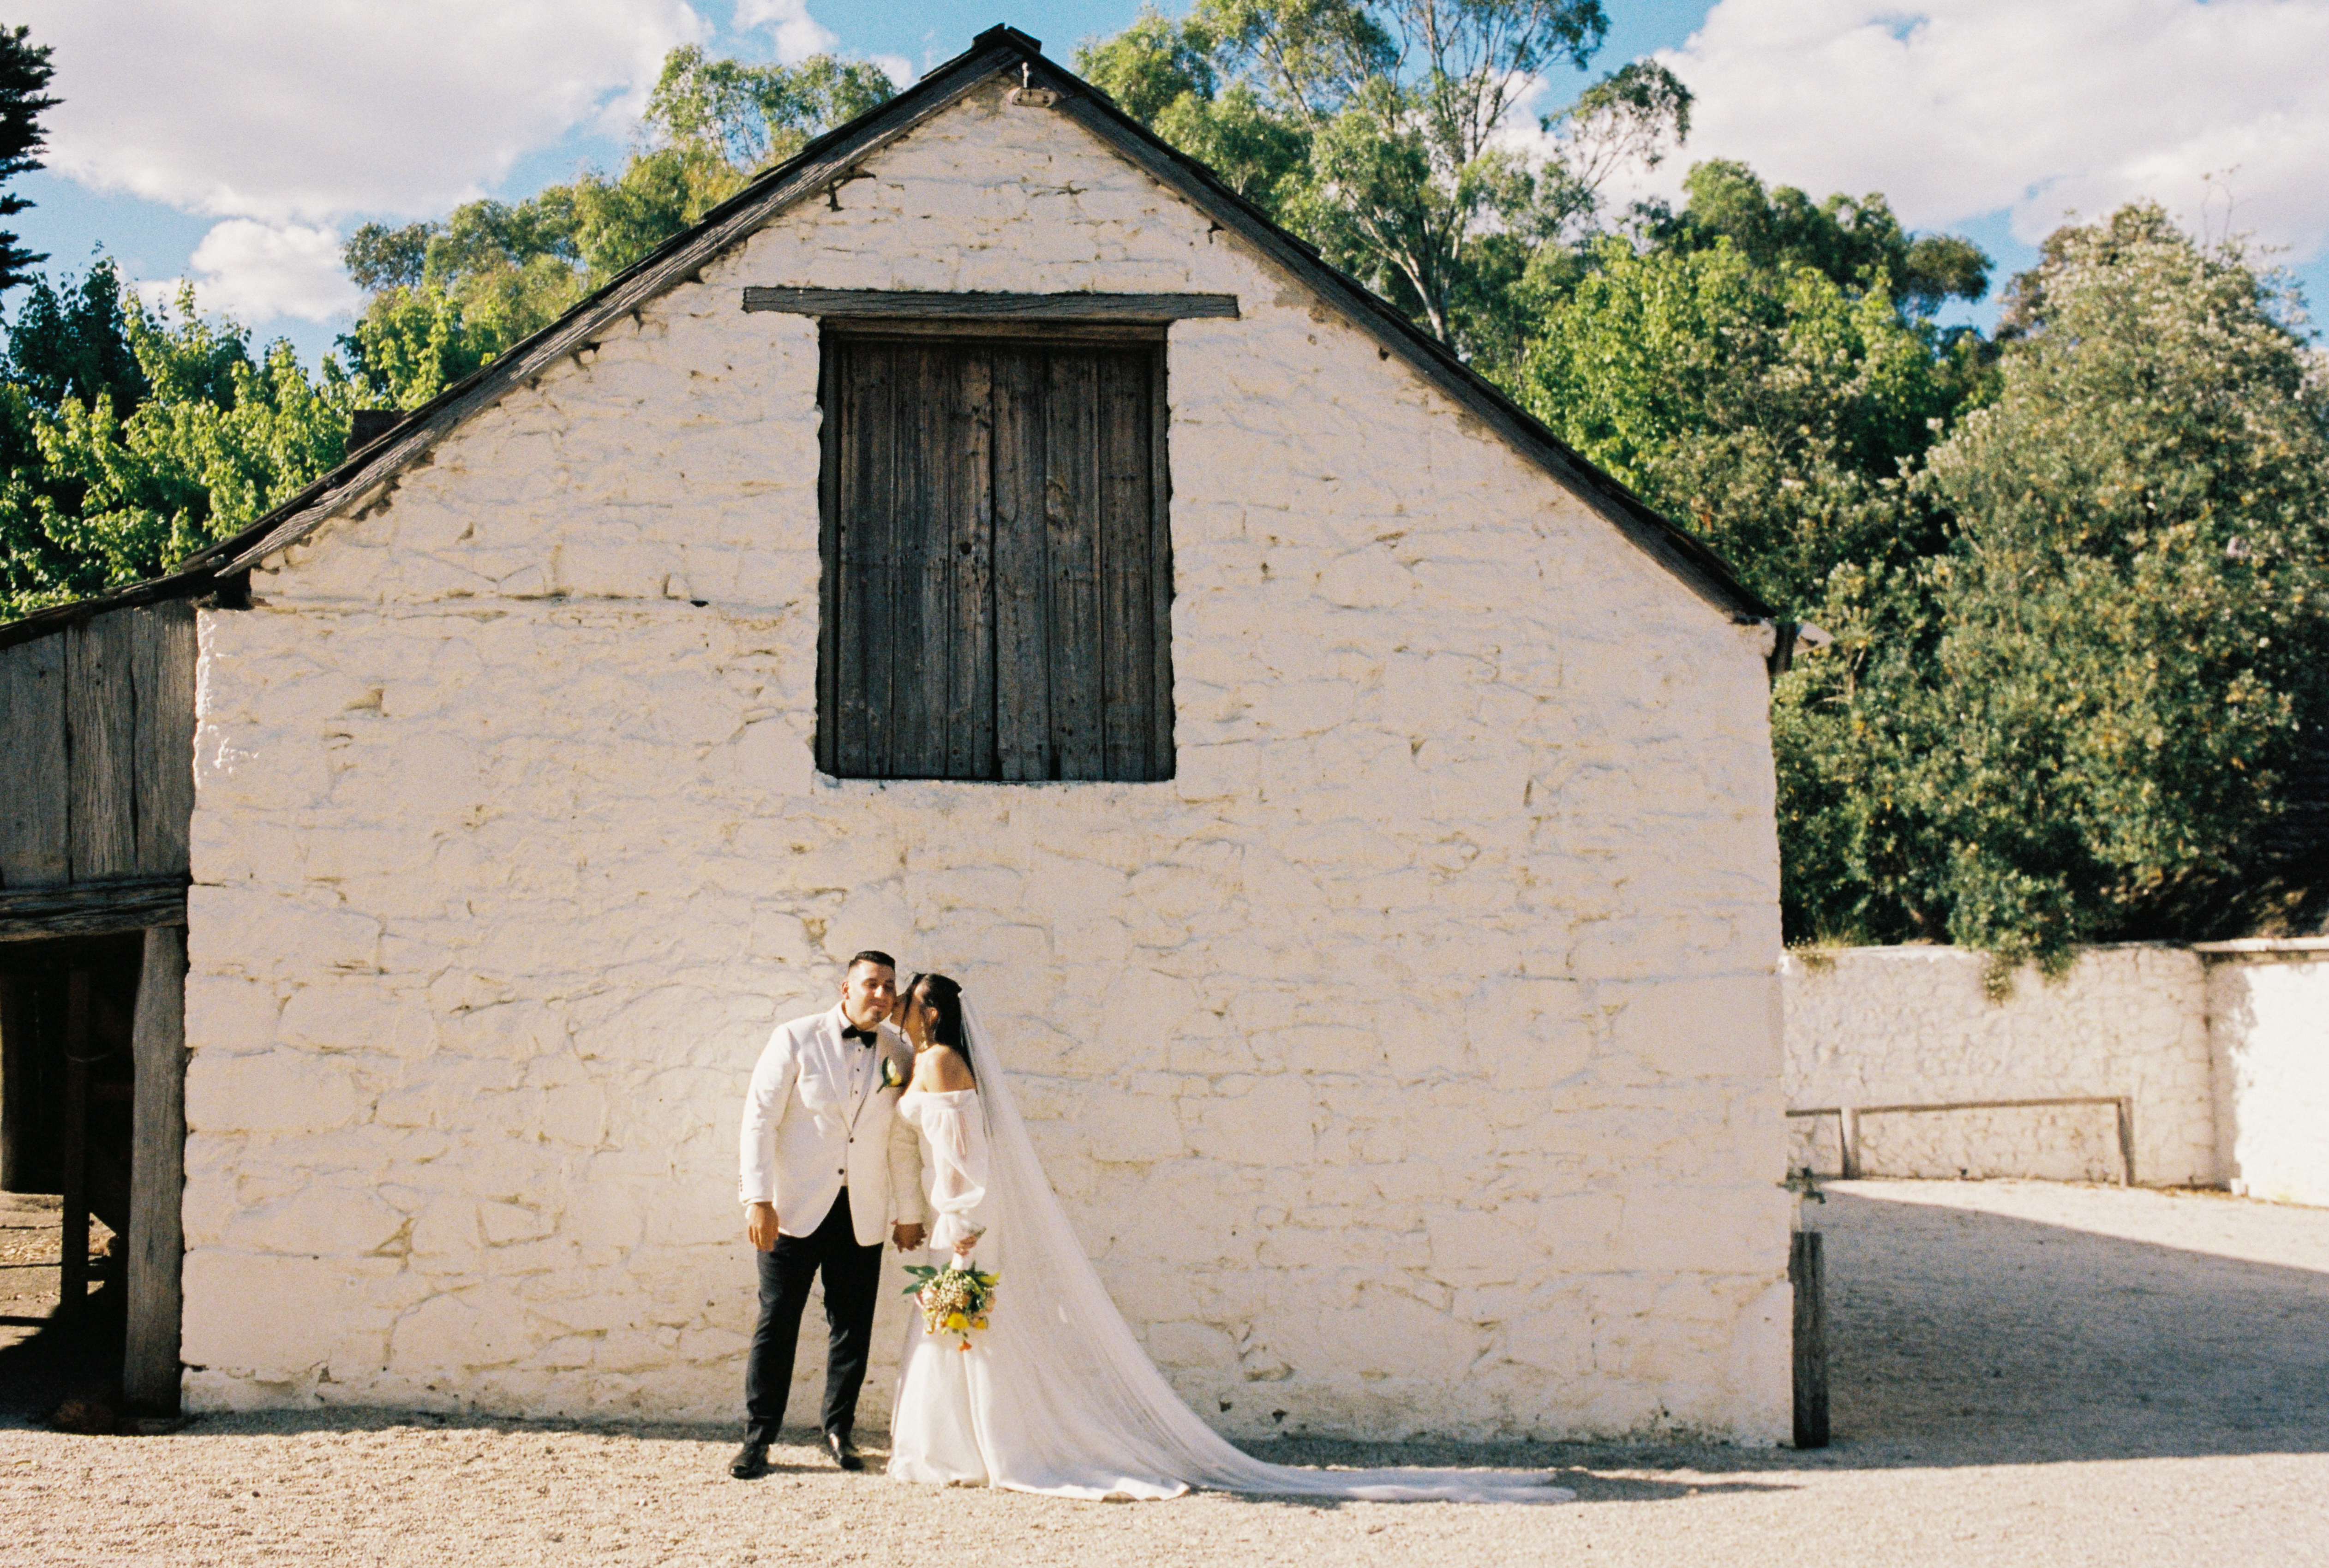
[892,1222,926,1251]
[746,1202,780,1252]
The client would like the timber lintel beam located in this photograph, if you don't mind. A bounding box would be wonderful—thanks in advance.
[0,875,190,943]
[741,287,1239,323]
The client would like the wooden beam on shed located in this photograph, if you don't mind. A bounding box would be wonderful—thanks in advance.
[0,975,23,1191]
[58,970,89,1323]
[131,602,197,878]
[0,634,70,888]
[66,611,140,880]
[124,924,187,1414]
[743,287,1239,323]
[0,876,190,943]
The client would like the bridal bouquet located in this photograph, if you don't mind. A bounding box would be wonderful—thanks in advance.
[901,1259,998,1350]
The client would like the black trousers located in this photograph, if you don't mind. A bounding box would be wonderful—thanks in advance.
[744,1187,885,1444]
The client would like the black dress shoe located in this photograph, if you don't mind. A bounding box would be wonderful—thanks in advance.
[824,1430,864,1472]
[729,1440,771,1479]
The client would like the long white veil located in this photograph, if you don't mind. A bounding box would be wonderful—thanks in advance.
[958,999,1575,1503]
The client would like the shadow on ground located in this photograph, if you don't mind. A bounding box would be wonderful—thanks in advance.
[5,1184,2323,1504]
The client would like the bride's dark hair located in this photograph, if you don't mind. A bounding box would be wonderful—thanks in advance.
[908,972,971,1073]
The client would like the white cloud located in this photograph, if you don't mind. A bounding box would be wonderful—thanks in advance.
[182,220,364,325]
[736,0,838,64]
[20,0,704,224]
[1634,0,2329,259]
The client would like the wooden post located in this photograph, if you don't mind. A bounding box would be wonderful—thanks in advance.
[0,974,20,1192]
[1790,1229,1830,1449]
[1837,1107,1862,1180]
[125,925,188,1412]
[60,969,90,1323]
[2114,1097,2137,1188]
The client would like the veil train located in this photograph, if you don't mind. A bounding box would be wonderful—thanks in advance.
[957,999,1574,1504]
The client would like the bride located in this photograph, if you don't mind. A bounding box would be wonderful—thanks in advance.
[884,972,1573,1503]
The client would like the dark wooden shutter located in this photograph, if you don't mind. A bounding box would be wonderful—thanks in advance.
[819,332,1173,781]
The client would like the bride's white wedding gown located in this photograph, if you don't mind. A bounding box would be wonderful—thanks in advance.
[884,1008,1574,1504]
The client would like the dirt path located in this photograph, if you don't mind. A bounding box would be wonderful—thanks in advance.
[0,1179,2323,1568]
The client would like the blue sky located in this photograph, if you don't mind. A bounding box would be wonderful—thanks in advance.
[12,0,2326,365]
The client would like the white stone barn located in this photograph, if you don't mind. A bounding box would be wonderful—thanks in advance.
[62,29,1798,1439]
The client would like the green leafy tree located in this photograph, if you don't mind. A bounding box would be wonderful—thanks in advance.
[0,24,58,294]
[1777,205,2329,964]
[341,48,895,406]
[1520,210,1984,614]
[0,273,363,616]
[1078,2,1692,363]
[1636,161,1989,317]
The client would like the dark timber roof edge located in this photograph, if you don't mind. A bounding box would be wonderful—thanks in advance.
[0,21,1767,651]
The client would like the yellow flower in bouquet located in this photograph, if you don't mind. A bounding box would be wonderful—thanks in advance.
[902,1260,1000,1350]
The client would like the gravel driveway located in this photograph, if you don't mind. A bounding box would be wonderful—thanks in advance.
[1,1179,2323,1568]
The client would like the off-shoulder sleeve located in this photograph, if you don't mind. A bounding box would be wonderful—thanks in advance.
[918,1094,990,1255]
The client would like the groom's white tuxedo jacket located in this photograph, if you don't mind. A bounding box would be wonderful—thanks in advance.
[739,1003,926,1246]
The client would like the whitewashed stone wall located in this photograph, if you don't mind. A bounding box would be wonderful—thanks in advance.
[178,80,1790,1442]
[2209,953,2329,1207]
[1781,946,2217,1186]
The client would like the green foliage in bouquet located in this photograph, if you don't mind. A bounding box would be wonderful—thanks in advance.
[903,1261,999,1351]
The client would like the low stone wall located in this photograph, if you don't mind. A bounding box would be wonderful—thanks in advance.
[2208,950,2329,1207]
[1782,946,2215,1187]
[1783,943,2328,1203]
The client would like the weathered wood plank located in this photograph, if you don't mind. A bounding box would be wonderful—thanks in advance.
[745,288,1239,322]
[860,342,905,778]
[132,601,198,877]
[991,348,1050,782]
[816,338,844,778]
[946,352,997,780]
[0,635,70,888]
[1096,349,1154,780]
[890,343,949,776]
[124,924,187,1413]
[1146,346,1177,777]
[59,970,89,1323]
[1790,1229,1830,1448]
[1044,352,1104,781]
[66,611,140,880]
[832,339,880,778]
[0,875,190,942]
[825,319,1168,346]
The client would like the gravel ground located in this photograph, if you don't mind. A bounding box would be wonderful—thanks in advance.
[0,1179,2324,1568]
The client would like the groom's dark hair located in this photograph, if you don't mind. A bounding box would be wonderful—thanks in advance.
[847,950,897,974]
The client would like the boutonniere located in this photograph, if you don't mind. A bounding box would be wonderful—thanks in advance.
[879,1055,907,1091]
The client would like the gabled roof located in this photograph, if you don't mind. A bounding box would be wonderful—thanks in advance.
[0,23,1767,652]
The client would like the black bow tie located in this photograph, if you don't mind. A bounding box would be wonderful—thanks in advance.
[842,1025,878,1046]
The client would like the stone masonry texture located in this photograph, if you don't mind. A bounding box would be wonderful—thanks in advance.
[1782,946,2219,1187]
[177,81,1792,1441]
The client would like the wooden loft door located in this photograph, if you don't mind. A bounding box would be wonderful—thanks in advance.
[817,331,1175,783]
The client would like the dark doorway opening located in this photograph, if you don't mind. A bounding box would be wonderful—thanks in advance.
[0,934,144,1424]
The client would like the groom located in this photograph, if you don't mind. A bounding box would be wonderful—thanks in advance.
[731,951,927,1479]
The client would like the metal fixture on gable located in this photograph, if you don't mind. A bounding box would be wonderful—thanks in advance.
[1007,61,1058,108]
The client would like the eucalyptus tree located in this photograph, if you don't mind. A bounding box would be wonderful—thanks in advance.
[1078,1,1692,362]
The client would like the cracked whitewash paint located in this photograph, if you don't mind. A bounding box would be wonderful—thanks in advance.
[178,80,1791,1441]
